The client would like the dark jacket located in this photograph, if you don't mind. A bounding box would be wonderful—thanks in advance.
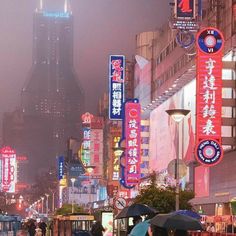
[91,221,105,236]
[28,222,36,236]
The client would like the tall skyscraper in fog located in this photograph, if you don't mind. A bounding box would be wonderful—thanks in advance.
[18,1,84,178]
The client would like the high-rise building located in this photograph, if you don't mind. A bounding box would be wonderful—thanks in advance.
[3,1,84,179]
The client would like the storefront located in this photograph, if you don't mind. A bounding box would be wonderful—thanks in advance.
[191,151,236,216]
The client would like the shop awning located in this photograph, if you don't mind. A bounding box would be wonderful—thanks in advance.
[190,194,231,205]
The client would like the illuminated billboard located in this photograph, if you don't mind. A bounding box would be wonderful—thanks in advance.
[58,156,64,180]
[195,27,224,166]
[109,55,125,120]
[90,129,103,178]
[175,0,195,19]
[1,146,17,193]
[125,101,141,185]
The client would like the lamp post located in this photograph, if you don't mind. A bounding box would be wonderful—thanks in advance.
[37,200,40,213]
[49,189,56,212]
[166,108,190,211]
[45,194,49,215]
[70,178,76,213]
[41,197,44,214]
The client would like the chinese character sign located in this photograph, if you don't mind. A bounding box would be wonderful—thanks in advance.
[195,28,224,166]
[109,55,125,120]
[175,0,195,18]
[125,102,141,184]
[58,156,64,180]
[81,127,91,166]
[1,146,17,193]
[90,129,103,178]
[112,136,121,181]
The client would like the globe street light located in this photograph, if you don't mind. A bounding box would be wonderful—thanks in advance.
[70,178,76,213]
[49,189,56,212]
[166,109,190,211]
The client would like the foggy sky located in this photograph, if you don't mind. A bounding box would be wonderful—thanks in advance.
[0,0,170,125]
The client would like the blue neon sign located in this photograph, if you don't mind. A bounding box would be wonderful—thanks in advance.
[43,12,70,18]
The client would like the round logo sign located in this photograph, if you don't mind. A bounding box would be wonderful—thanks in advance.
[176,30,195,49]
[197,27,224,54]
[196,139,223,166]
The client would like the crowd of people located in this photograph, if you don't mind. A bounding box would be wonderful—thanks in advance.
[16,219,47,236]
[90,215,191,236]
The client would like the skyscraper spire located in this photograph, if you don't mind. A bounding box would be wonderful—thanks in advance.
[64,0,72,13]
[40,0,43,11]
[64,0,68,13]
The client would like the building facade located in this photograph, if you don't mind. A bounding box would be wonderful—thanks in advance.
[135,0,236,215]
[3,2,84,180]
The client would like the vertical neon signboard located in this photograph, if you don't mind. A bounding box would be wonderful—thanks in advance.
[195,27,224,166]
[1,146,16,193]
[81,112,93,166]
[112,136,121,181]
[125,101,141,184]
[109,55,125,120]
[58,156,64,180]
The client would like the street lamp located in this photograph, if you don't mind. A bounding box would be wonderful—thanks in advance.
[166,108,190,211]
[45,194,49,215]
[37,200,40,213]
[41,197,44,214]
[49,189,56,212]
[70,178,76,213]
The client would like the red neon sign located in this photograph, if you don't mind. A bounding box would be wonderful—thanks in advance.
[125,101,141,184]
[195,27,224,166]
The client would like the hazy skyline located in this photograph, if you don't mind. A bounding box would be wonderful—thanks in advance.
[0,0,170,123]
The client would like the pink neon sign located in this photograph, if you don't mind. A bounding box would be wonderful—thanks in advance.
[125,101,141,184]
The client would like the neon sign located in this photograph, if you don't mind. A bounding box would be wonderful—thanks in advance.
[125,101,141,184]
[109,55,125,120]
[113,137,121,180]
[1,146,17,193]
[43,12,70,18]
[195,27,224,166]
[58,156,64,180]
[176,0,195,18]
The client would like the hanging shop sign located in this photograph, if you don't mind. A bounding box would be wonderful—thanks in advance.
[109,55,125,120]
[172,0,200,31]
[125,101,141,184]
[176,0,195,19]
[195,27,224,166]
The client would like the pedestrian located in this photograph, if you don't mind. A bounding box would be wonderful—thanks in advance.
[39,221,47,236]
[91,220,105,236]
[35,224,43,236]
[16,230,28,236]
[147,225,168,236]
[127,216,142,234]
[207,223,215,232]
[28,220,36,236]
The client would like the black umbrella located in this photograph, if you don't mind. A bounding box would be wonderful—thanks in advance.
[150,212,204,231]
[174,210,201,219]
[115,203,158,219]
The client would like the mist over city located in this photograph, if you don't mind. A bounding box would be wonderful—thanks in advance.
[0,1,235,236]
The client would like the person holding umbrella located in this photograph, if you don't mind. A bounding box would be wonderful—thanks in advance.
[127,216,142,234]
[147,225,168,236]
